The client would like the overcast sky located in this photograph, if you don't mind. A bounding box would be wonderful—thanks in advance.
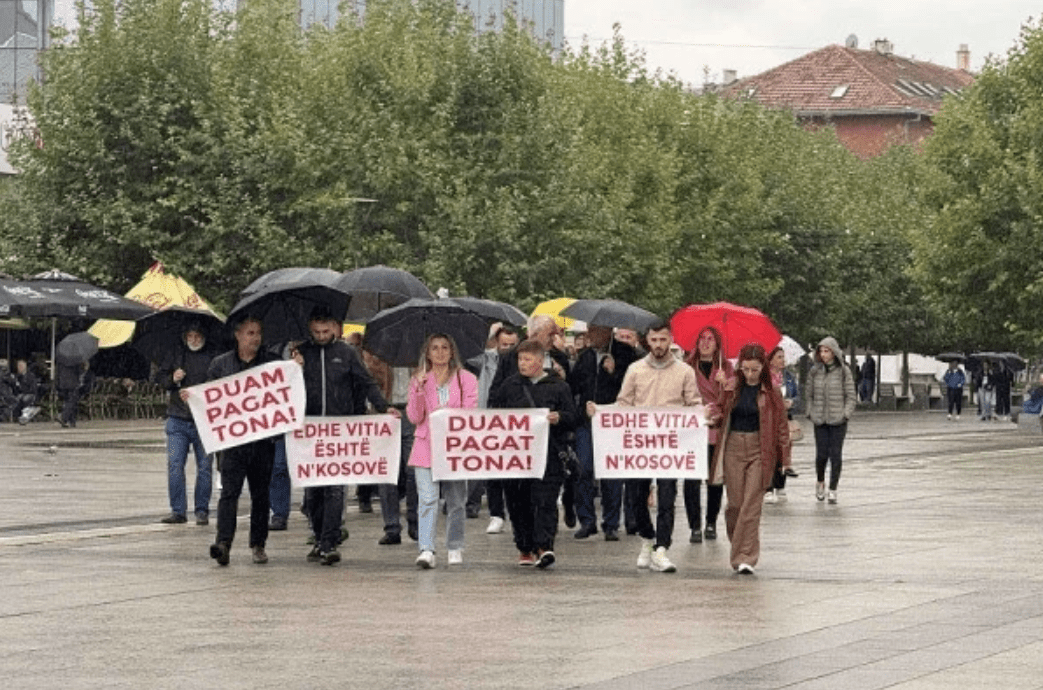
[564,0,1041,86]
[51,1,1041,87]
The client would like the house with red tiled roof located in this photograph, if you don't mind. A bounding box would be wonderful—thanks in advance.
[721,39,976,158]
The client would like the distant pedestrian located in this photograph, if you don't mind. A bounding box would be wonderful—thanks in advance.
[943,361,966,421]
[407,333,478,569]
[764,345,799,503]
[806,337,855,505]
[994,363,1013,421]
[979,364,997,421]
[859,355,876,402]
[157,323,217,526]
[709,343,790,574]
[57,360,94,428]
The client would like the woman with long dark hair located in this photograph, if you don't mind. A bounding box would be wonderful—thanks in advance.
[406,333,478,568]
[709,343,790,574]
[683,327,733,542]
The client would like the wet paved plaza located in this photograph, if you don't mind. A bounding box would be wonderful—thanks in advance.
[1,412,1042,689]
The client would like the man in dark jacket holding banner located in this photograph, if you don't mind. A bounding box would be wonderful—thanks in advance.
[292,306,397,566]
[490,339,577,569]
[204,316,280,566]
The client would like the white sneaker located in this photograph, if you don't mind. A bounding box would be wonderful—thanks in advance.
[947,413,952,420]
[486,516,504,534]
[827,490,837,504]
[447,549,463,565]
[955,415,961,421]
[764,490,778,504]
[816,482,825,501]
[737,563,755,575]
[416,550,436,569]
[650,546,677,573]
[636,539,654,569]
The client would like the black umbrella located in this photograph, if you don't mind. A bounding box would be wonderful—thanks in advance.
[132,306,226,365]
[56,332,99,366]
[998,352,1027,372]
[561,299,660,332]
[21,271,156,320]
[337,265,435,321]
[228,268,353,345]
[935,352,966,363]
[363,298,489,367]
[448,296,528,327]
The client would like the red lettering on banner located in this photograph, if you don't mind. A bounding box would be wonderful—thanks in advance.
[447,414,532,433]
[261,367,286,387]
[445,454,533,472]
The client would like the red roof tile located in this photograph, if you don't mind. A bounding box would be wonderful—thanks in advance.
[721,44,975,116]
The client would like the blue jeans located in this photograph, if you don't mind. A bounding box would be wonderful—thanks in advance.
[269,436,290,519]
[574,426,623,531]
[414,467,466,553]
[165,416,212,517]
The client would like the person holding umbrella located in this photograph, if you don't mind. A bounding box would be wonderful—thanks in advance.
[806,337,856,505]
[682,326,733,542]
[407,333,478,568]
[157,323,218,526]
[56,360,94,428]
[943,361,966,421]
[708,343,791,574]
[292,306,399,567]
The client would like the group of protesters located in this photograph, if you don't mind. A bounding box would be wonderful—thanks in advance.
[159,305,856,576]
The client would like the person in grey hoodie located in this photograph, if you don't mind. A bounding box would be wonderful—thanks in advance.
[805,337,856,504]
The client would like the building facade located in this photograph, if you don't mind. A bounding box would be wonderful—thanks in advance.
[299,0,563,53]
[0,0,53,104]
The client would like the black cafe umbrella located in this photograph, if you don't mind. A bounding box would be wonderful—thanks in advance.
[228,268,353,344]
[561,298,660,332]
[362,298,489,367]
[131,306,226,365]
[337,265,435,321]
[935,352,966,363]
[449,296,528,327]
[56,331,99,366]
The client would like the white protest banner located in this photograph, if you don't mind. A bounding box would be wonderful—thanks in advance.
[592,405,709,479]
[429,408,550,481]
[186,360,306,454]
[285,415,401,487]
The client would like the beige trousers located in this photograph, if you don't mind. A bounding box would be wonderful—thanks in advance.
[723,431,766,569]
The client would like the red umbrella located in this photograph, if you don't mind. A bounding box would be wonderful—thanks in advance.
[670,302,782,359]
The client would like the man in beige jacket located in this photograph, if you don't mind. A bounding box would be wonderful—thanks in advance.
[613,320,701,573]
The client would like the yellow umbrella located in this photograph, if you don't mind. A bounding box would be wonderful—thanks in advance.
[342,323,365,338]
[88,263,222,348]
[530,297,576,330]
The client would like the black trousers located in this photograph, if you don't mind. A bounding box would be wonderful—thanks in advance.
[814,422,847,491]
[683,444,721,528]
[947,387,963,415]
[630,478,677,550]
[216,441,275,549]
[306,486,345,552]
[504,474,563,554]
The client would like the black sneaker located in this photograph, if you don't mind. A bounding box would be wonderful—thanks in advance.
[604,529,619,542]
[564,505,577,528]
[704,523,717,540]
[320,549,341,566]
[407,526,418,541]
[269,515,287,531]
[358,502,373,514]
[195,513,209,526]
[251,546,268,564]
[535,549,555,569]
[209,542,230,566]
[573,524,598,539]
[161,513,187,524]
[378,533,402,545]
[306,546,322,563]
[690,529,703,544]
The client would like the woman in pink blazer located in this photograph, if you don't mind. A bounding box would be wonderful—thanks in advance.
[407,333,478,569]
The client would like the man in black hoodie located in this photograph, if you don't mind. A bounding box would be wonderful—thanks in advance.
[291,306,397,566]
[158,324,217,526]
[490,339,577,569]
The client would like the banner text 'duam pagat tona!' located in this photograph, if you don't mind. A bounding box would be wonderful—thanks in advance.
[185,361,306,454]
[285,416,402,487]
[428,408,550,481]
[592,405,709,479]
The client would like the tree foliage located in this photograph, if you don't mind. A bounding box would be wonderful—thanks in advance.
[1,0,940,352]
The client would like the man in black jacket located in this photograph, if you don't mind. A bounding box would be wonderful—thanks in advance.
[158,324,217,526]
[490,339,577,569]
[567,325,638,541]
[292,306,397,566]
[201,316,279,566]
